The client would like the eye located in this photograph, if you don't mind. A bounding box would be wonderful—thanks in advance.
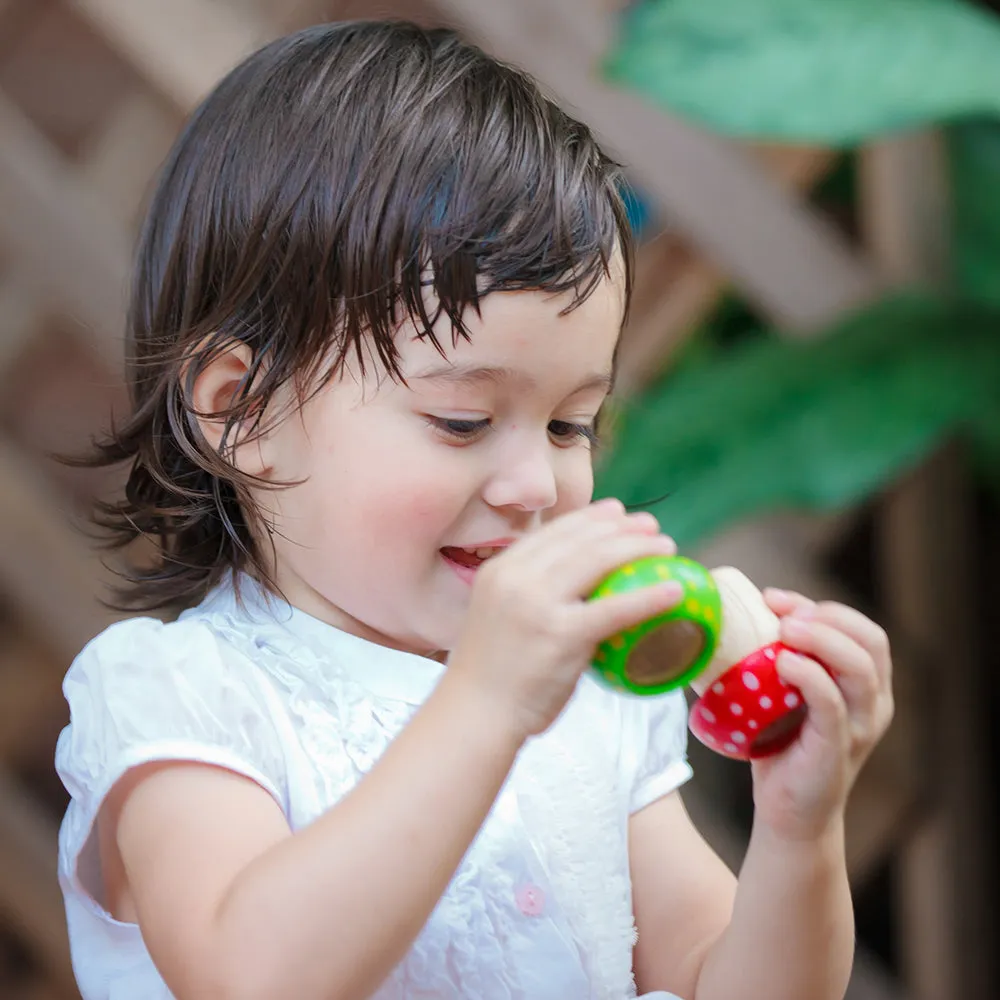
[548,420,599,446]
[427,416,491,440]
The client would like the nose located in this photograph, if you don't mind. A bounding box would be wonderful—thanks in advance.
[482,439,559,513]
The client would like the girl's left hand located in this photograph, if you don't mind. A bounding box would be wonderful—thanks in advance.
[749,589,895,840]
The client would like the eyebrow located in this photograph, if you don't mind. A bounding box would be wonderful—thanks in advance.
[411,363,615,394]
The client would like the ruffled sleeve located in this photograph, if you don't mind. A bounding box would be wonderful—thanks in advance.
[625,691,693,815]
[55,615,287,909]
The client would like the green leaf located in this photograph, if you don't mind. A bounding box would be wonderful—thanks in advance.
[595,295,1000,545]
[605,0,1000,145]
[951,119,1000,309]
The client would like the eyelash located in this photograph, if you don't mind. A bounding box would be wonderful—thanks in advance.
[428,417,598,446]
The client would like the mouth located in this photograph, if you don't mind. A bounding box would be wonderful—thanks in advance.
[440,541,513,582]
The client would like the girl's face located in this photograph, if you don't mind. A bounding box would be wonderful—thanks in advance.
[254,273,625,655]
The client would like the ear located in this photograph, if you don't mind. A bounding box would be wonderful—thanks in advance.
[188,341,270,478]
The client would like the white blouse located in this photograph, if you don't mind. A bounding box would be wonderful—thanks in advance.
[56,576,691,1000]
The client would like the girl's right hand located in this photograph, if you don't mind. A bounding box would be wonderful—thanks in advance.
[447,499,683,742]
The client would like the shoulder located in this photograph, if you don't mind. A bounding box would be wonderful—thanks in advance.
[56,614,286,817]
[61,615,264,729]
[552,678,691,811]
[593,682,693,814]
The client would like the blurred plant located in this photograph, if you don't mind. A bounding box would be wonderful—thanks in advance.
[595,295,1000,544]
[605,0,1000,145]
[596,0,1000,544]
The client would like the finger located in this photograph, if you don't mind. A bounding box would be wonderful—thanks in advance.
[523,513,674,584]
[512,498,626,551]
[579,580,684,643]
[520,502,658,561]
[776,649,849,750]
[763,588,817,618]
[556,529,678,597]
[799,603,892,688]
[780,618,879,716]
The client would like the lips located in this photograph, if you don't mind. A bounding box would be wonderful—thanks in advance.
[440,540,514,581]
[440,546,504,568]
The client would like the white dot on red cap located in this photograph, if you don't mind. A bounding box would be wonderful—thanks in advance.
[731,732,747,744]
[764,647,777,660]
[759,695,773,709]
[748,720,759,730]
[742,672,761,691]
[701,707,717,724]
[785,692,800,708]
[712,682,725,695]
[730,703,743,716]
[724,742,739,753]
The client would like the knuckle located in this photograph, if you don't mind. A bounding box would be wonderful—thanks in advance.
[872,623,891,656]
[881,692,896,727]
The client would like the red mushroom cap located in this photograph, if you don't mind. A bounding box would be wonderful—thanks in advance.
[688,642,807,761]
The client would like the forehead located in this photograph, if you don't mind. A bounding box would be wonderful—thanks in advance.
[398,275,625,390]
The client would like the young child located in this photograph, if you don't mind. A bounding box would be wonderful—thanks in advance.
[55,20,893,1000]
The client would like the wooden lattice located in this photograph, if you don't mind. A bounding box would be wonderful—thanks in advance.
[0,2,989,998]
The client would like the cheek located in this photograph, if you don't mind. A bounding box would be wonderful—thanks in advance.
[556,453,596,512]
[321,439,471,545]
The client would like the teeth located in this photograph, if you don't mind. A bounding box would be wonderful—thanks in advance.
[464,547,501,560]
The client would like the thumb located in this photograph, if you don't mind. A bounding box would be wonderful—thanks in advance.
[582,581,684,644]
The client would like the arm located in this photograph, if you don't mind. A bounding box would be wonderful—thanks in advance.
[108,502,682,1000]
[630,794,853,1000]
[113,670,521,1000]
[633,591,892,1000]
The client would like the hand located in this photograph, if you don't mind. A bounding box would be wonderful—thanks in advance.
[749,589,894,841]
[448,499,683,743]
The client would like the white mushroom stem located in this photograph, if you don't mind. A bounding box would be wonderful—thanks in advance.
[691,566,781,696]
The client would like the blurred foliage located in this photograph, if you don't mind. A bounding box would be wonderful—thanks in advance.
[594,1,1000,544]
[595,296,1000,544]
[951,118,1000,308]
[605,0,1000,146]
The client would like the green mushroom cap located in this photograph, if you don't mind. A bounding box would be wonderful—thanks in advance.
[589,555,722,696]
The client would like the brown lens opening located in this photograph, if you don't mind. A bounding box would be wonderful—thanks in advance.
[625,620,705,687]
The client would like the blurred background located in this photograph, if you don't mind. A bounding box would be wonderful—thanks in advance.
[0,0,998,998]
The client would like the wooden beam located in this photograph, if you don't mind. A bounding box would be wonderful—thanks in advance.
[69,0,269,112]
[876,447,993,1000]
[0,629,67,762]
[78,89,179,227]
[0,91,130,370]
[0,268,43,374]
[6,979,73,1000]
[434,0,881,330]
[618,146,836,391]
[0,437,117,663]
[0,769,75,996]
[861,131,997,1000]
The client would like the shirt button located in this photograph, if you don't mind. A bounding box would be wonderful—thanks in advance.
[515,883,545,916]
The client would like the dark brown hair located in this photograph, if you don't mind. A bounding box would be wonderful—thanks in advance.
[87,19,635,612]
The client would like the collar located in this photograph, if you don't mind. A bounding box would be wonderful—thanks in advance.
[189,574,446,706]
